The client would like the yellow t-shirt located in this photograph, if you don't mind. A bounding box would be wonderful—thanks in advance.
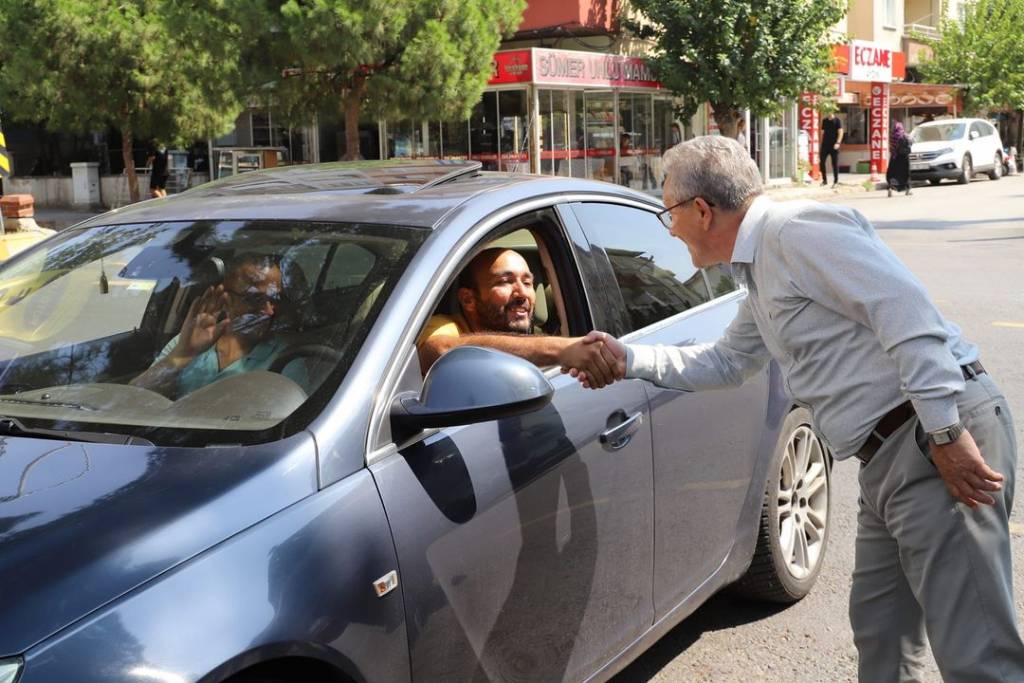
[416,313,470,350]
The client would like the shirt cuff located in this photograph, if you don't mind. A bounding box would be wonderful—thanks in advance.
[912,396,961,433]
[625,344,658,381]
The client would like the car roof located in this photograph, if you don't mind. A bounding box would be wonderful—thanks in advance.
[74,160,660,231]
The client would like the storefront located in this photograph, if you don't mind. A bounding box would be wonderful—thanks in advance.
[381,48,680,189]
[801,41,962,177]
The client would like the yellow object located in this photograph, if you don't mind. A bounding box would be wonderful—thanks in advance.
[416,313,469,349]
[0,231,49,262]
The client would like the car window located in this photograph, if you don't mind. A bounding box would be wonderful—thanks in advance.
[970,122,984,139]
[704,264,738,298]
[571,202,711,333]
[911,123,965,142]
[0,220,427,446]
[324,244,376,289]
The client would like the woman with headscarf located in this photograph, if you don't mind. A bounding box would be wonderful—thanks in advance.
[887,121,912,197]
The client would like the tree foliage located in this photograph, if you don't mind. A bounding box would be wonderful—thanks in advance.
[0,0,247,201]
[236,0,526,159]
[626,0,846,136]
[918,0,1024,114]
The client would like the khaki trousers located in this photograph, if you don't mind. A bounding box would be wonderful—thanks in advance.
[850,373,1024,682]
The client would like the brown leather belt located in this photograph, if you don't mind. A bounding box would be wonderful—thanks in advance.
[855,361,986,465]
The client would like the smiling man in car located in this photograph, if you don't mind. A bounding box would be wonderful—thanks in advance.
[570,136,1024,682]
[416,247,618,385]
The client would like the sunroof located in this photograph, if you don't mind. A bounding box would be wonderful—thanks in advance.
[191,159,482,196]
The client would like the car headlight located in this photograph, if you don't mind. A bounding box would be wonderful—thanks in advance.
[935,147,954,156]
[0,659,21,683]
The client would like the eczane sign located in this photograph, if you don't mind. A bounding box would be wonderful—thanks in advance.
[850,40,893,83]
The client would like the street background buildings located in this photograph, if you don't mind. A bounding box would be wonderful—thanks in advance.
[4,0,1017,208]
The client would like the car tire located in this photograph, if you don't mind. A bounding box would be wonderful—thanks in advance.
[988,153,1002,180]
[928,179,942,186]
[958,154,972,184]
[732,408,831,603]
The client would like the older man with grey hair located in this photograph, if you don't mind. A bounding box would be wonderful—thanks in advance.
[570,135,1024,681]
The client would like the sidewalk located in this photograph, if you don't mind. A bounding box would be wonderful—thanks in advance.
[30,207,104,231]
[643,172,887,203]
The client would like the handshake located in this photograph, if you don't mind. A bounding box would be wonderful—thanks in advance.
[558,331,627,389]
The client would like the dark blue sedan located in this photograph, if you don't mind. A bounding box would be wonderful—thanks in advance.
[0,161,831,682]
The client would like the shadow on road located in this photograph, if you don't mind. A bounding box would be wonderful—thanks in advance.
[612,593,790,681]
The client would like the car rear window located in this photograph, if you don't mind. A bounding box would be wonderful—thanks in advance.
[0,219,426,446]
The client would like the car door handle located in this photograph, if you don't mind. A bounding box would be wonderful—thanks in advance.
[600,411,644,450]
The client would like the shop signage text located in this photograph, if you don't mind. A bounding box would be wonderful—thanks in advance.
[869,82,890,175]
[489,48,661,89]
[849,40,894,83]
[799,93,821,180]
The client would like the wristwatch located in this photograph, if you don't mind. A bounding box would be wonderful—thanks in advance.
[927,421,966,446]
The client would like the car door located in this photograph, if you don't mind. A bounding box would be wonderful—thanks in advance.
[567,200,769,619]
[969,121,987,167]
[370,207,654,682]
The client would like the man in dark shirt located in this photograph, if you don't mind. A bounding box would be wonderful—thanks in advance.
[820,112,844,187]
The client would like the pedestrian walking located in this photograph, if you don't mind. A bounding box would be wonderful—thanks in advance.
[147,144,169,199]
[820,111,843,187]
[887,121,912,197]
[569,135,1024,683]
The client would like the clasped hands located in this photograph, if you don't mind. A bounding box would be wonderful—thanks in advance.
[558,331,627,389]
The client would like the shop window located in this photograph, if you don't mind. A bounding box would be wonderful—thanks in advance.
[840,107,869,145]
[583,91,616,182]
[618,93,658,190]
[469,92,499,170]
[539,90,571,176]
[441,120,469,159]
[498,90,529,172]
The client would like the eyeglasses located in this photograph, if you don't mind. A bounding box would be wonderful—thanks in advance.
[226,286,280,309]
[656,196,715,229]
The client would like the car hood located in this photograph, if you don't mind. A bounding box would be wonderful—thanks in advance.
[0,432,318,656]
[911,139,962,153]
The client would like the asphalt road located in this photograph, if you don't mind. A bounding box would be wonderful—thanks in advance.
[614,174,1024,683]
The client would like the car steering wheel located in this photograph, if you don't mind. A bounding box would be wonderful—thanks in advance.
[268,344,344,373]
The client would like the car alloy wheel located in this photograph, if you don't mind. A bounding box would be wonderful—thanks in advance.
[988,153,1002,180]
[958,154,972,184]
[731,407,831,603]
[776,425,829,580]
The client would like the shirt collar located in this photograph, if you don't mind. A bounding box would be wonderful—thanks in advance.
[730,194,773,264]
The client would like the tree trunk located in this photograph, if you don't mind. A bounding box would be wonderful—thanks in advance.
[342,77,367,161]
[121,127,140,203]
[711,103,742,140]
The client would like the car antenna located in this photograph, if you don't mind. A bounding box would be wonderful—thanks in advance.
[99,256,109,294]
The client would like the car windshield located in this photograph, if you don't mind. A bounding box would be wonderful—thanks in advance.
[911,123,965,142]
[0,219,425,446]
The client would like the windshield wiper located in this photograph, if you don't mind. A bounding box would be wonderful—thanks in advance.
[0,417,154,446]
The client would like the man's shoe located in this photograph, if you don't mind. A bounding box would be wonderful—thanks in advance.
[820,180,828,187]
[832,181,839,188]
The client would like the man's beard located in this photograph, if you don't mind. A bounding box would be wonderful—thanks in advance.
[476,296,533,334]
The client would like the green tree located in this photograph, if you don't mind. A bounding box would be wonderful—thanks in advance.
[626,0,846,137]
[238,0,525,159]
[918,0,1024,114]
[0,0,246,202]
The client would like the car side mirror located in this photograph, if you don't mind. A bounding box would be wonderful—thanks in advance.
[390,346,554,434]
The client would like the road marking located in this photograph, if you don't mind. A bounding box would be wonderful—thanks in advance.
[993,322,1024,329]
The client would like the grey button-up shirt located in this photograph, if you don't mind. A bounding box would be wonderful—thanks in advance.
[626,195,977,459]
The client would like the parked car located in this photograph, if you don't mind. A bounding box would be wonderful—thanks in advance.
[908,117,1005,184]
[0,161,832,683]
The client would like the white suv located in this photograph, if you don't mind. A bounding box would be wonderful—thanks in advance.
[909,118,1005,185]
